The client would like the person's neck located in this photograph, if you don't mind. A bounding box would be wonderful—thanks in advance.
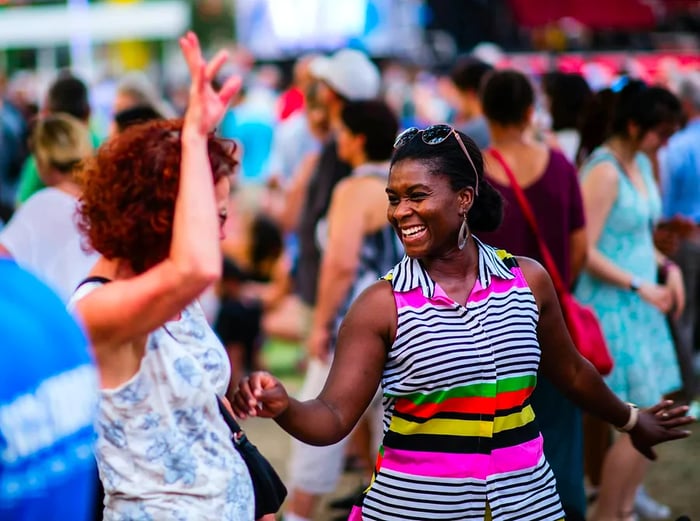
[349,153,369,169]
[456,96,482,122]
[54,179,81,198]
[421,237,479,282]
[489,124,528,149]
[605,136,638,164]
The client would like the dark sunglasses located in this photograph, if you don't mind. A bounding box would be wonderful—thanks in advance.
[394,124,479,195]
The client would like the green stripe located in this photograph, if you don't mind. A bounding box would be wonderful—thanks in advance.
[388,375,536,404]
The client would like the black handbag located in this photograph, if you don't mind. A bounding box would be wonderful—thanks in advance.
[216,396,288,518]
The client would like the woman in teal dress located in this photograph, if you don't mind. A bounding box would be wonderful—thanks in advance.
[575,81,685,521]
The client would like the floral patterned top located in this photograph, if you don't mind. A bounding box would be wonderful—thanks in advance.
[72,282,255,521]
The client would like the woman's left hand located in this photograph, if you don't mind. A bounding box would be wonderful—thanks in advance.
[628,400,694,460]
[179,31,241,136]
[664,264,686,320]
[231,371,290,420]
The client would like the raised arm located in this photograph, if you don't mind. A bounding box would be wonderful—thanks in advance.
[232,280,395,445]
[519,257,693,459]
[75,33,241,349]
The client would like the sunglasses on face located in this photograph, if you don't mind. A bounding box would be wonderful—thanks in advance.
[393,124,479,195]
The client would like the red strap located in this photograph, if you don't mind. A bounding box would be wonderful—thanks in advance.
[486,148,568,297]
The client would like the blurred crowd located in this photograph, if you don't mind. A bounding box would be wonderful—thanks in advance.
[1,40,700,521]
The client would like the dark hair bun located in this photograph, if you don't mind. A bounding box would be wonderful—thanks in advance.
[468,179,503,232]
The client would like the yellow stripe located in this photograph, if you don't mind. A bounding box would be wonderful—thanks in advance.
[390,405,535,437]
[494,405,535,433]
[390,416,492,437]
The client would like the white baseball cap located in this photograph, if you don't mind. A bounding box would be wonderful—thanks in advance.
[309,49,381,101]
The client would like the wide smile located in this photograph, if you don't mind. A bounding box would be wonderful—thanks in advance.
[400,225,427,244]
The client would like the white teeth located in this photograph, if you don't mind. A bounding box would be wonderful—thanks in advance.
[402,226,425,237]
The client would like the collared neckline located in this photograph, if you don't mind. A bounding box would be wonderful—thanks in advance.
[387,236,516,299]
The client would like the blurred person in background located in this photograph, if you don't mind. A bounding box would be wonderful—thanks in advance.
[285,99,403,521]
[293,48,381,327]
[282,49,382,521]
[219,71,277,210]
[108,71,174,138]
[266,55,322,187]
[277,54,317,122]
[0,113,98,303]
[0,258,99,521]
[271,79,333,233]
[15,72,101,205]
[216,213,289,392]
[0,74,29,221]
[69,33,257,520]
[575,80,685,521]
[447,55,494,149]
[658,72,700,413]
[479,69,588,521]
[111,71,175,119]
[542,71,593,164]
[111,104,164,137]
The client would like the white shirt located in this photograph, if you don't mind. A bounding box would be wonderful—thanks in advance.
[70,282,255,521]
[0,187,99,302]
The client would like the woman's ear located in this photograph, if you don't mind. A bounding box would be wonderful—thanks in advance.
[458,186,475,214]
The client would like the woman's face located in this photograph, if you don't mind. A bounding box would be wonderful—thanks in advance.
[214,177,231,241]
[639,121,678,153]
[336,122,362,165]
[386,159,467,258]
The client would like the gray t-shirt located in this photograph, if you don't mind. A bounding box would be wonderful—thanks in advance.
[456,115,490,150]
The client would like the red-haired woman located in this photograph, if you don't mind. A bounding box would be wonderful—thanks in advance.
[69,34,255,520]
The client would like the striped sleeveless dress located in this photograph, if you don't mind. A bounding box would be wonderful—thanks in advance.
[349,238,564,521]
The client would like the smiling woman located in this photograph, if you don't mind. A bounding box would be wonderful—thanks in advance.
[232,127,694,521]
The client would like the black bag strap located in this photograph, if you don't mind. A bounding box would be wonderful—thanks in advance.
[216,395,243,435]
[76,275,112,291]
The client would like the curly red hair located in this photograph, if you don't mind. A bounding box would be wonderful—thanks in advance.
[77,119,237,273]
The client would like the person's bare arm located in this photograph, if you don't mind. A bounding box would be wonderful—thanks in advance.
[277,151,319,234]
[568,227,587,286]
[519,257,693,459]
[74,33,241,349]
[233,280,395,445]
[308,179,370,359]
[581,162,672,313]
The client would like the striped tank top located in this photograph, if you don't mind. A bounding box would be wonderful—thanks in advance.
[351,237,564,521]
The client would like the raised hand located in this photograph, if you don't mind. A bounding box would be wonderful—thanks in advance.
[629,400,694,460]
[232,371,290,420]
[179,31,241,136]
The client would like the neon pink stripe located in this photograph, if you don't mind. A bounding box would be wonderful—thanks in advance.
[467,269,529,304]
[394,287,429,309]
[380,435,544,479]
[347,506,363,520]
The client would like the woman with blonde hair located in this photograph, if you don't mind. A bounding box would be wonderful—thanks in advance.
[0,112,98,301]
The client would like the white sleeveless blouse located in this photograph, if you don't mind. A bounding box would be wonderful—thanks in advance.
[72,282,255,521]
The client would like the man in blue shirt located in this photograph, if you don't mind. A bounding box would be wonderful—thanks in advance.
[660,71,700,402]
[0,258,99,521]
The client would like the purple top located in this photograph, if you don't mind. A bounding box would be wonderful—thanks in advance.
[479,149,585,285]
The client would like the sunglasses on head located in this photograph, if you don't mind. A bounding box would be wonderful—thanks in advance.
[394,124,479,195]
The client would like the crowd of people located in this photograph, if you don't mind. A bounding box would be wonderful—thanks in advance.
[1,30,700,521]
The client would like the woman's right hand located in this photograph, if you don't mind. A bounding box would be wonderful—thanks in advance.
[638,282,674,314]
[231,371,290,420]
[179,31,241,137]
[628,400,694,460]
